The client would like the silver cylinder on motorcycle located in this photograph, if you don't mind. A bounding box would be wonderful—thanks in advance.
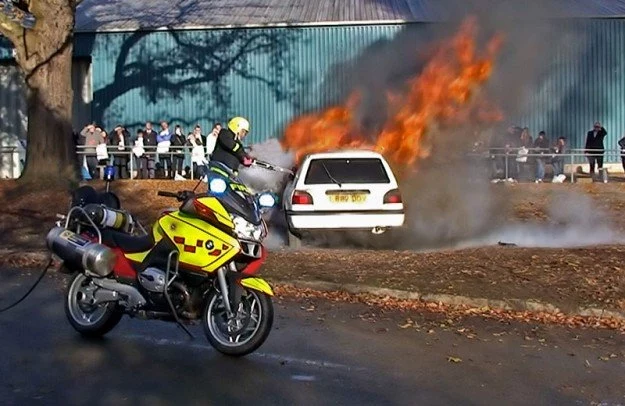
[46,227,116,277]
[83,203,134,233]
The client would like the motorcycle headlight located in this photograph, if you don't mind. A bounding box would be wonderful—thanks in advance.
[231,215,263,241]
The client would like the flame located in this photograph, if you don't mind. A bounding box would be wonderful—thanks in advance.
[281,17,505,170]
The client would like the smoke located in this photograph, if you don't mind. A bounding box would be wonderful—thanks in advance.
[238,138,294,248]
[238,138,294,194]
[454,190,625,249]
[246,6,620,251]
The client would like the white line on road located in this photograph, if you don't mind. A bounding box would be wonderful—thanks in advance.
[120,333,367,372]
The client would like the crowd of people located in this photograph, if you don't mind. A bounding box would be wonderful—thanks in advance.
[77,121,228,180]
[473,121,621,183]
[77,117,624,184]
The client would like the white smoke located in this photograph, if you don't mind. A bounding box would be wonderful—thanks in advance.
[238,138,294,194]
[238,138,294,248]
[452,190,625,249]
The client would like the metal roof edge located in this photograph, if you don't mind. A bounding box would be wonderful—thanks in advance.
[73,15,625,34]
[73,19,416,33]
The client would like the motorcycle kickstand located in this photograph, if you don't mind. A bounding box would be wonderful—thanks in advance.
[165,251,194,340]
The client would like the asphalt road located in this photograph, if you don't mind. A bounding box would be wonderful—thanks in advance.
[0,269,624,406]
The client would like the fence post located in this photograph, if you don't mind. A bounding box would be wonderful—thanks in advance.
[505,153,509,179]
[129,150,134,179]
[570,152,575,183]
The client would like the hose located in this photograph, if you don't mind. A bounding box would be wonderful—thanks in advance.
[0,256,54,313]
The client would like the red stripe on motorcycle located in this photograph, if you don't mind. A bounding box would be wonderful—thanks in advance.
[173,236,185,244]
[209,249,221,256]
[184,245,196,253]
[196,239,203,247]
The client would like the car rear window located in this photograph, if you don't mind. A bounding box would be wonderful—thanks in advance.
[304,158,391,184]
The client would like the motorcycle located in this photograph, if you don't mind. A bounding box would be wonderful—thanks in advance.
[46,160,286,356]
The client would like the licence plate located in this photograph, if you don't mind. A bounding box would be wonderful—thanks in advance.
[328,193,367,204]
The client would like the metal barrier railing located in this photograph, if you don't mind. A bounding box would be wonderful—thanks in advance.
[75,145,205,180]
[468,147,625,182]
[2,144,624,182]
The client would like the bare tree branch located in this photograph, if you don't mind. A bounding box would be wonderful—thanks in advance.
[24,29,72,82]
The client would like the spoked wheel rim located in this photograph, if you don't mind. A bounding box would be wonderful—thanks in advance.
[206,289,263,348]
[67,274,110,327]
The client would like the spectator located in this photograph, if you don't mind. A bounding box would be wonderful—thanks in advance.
[143,121,158,179]
[157,121,172,178]
[205,122,221,159]
[533,130,549,183]
[585,121,607,176]
[551,136,567,182]
[96,129,109,166]
[516,127,533,181]
[503,126,520,181]
[488,129,507,180]
[79,123,100,179]
[110,125,131,179]
[188,132,207,179]
[135,129,149,179]
[171,125,186,179]
[193,124,205,146]
[618,134,625,174]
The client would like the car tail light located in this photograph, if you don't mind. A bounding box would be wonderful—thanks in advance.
[383,189,402,204]
[292,190,313,205]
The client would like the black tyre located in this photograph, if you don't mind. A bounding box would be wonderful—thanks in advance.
[202,288,273,356]
[64,273,123,338]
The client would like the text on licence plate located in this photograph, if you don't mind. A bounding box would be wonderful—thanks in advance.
[328,194,367,203]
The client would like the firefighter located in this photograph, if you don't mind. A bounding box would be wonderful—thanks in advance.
[211,116,254,173]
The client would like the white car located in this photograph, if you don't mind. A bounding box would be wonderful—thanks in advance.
[282,150,405,246]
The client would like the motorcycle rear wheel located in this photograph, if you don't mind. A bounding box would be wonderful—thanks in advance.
[65,273,123,338]
[202,288,273,356]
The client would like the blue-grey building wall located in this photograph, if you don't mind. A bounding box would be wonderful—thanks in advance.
[1,19,625,160]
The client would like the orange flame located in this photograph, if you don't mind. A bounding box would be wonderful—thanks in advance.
[281,17,505,170]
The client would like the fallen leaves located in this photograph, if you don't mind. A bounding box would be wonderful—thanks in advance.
[275,284,625,332]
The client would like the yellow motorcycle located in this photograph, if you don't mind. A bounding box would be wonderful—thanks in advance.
[47,161,284,356]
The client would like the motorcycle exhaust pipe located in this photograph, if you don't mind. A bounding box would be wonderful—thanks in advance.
[46,227,116,277]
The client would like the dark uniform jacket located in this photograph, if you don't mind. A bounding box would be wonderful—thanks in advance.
[211,128,246,172]
[585,127,607,151]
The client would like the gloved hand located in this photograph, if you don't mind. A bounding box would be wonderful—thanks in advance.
[242,156,254,167]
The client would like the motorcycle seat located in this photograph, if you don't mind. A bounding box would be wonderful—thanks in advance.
[102,230,155,253]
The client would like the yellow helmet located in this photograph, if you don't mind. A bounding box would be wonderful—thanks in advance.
[228,117,250,134]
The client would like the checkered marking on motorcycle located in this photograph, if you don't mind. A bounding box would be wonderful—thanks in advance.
[173,236,230,255]
[173,236,204,253]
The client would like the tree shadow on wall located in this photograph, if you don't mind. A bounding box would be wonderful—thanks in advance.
[80,1,305,130]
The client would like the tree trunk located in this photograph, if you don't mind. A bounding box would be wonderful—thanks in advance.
[0,0,81,187]
[18,40,77,186]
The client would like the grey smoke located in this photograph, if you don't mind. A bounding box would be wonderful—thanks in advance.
[454,190,625,249]
[238,138,294,249]
[238,138,294,194]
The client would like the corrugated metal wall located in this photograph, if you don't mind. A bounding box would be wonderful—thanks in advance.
[515,19,625,158]
[82,25,402,139]
[82,19,625,161]
[0,19,624,161]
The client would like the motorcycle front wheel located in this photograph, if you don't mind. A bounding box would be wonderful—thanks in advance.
[202,287,273,356]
